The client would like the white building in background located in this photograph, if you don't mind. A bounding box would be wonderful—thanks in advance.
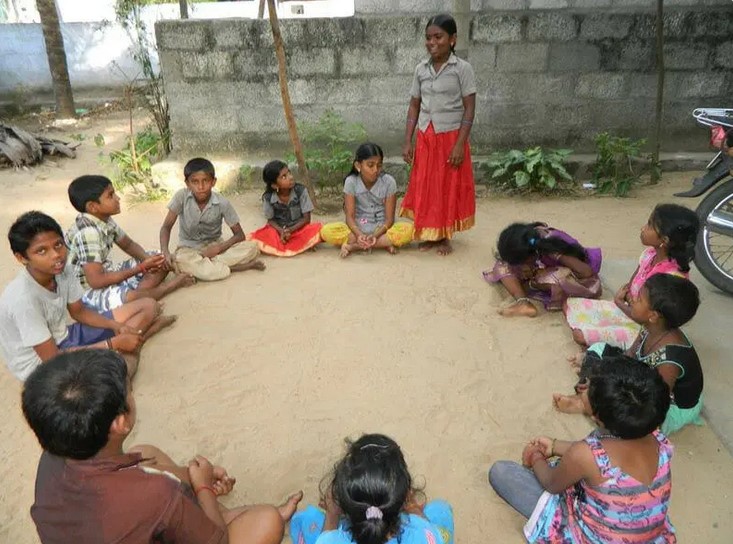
[0,0,354,23]
[0,0,355,98]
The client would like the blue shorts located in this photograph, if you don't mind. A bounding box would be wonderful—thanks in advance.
[57,311,116,349]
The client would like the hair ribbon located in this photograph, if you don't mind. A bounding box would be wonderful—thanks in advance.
[365,506,383,520]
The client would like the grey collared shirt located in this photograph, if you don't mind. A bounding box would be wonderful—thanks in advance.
[344,173,397,234]
[167,188,240,249]
[410,53,477,134]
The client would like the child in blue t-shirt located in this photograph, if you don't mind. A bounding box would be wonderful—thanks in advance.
[290,433,454,544]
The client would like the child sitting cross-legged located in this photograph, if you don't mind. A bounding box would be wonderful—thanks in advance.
[248,160,323,257]
[290,433,454,544]
[23,349,304,544]
[321,143,414,257]
[66,175,195,312]
[555,273,703,436]
[160,158,265,281]
[0,212,172,381]
[489,355,676,543]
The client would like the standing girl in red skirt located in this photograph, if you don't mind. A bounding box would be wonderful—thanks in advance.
[248,160,322,257]
[401,13,477,256]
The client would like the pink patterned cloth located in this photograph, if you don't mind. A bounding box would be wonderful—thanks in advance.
[524,430,676,543]
[565,248,688,348]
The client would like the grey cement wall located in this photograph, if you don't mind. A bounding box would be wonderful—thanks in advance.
[156,5,733,155]
[355,0,732,14]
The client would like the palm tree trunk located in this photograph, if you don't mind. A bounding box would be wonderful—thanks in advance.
[258,0,266,19]
[36,0,75,118]
[651,0,664,183]
[179,0,189,19]
[266,0,316,206]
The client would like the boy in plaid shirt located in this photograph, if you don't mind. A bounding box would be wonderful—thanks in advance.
[66,175,195,312]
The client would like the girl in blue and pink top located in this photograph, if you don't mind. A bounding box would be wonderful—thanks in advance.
[490,355,676,543]
[290,434,454,544]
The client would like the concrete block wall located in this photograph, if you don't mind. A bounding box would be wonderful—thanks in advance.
[156,5,733,155]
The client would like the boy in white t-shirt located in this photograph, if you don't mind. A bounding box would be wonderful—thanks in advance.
[0,212,173,381]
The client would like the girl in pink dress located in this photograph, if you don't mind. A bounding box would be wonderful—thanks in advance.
[565,203,699,349]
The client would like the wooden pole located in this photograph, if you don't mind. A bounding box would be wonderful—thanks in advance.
[179,0,189,19]
[453,0,470,60]
[36,0,75,118]
[258,0,266,19]
[651,0,664,183]
[266,0,316,206]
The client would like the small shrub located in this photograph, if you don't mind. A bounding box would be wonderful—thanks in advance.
[286,110,367,187]
[591,132,647,197]
[108,125,166,200]
[482,147,573,194]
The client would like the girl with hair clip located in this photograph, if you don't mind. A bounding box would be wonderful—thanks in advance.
[556,274,704,436]
[289,433,454,544]
[248,160,322,257]
[321,143,414,257]
[565,203,699,349]
[483,222,602,318]
[489,356,676,543]
[401,13,477,256]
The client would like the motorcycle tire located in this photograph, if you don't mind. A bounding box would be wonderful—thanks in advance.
[695,176,733,294]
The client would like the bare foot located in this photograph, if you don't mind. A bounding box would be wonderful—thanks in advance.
[278,490,303,522]
[231,260,266,273]
[386,245,397,255]
[571,328,588,347]
[418,241,438,252]
[339,243,353,258]
[142,314,178,341]
[436,239,453,256]
[171,273,196,288]
[552,393,585,414]
[499,300,538,317]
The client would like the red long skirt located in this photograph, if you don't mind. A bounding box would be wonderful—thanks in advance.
[249,223,322,257]
[400,123,475,241]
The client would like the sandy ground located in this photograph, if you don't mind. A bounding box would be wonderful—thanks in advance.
[0,114,732,543]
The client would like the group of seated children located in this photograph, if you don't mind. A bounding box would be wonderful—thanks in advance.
[484,202,704,436]
[0,157,270,382]
[23,347,675,543]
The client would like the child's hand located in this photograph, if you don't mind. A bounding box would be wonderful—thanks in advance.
[522,443,545,467]
[356,235,372,250]
[448,144,465,167]
[614,283,630,306]
[529,436,554,458]
[212,465,236,496]
[200,243,222,259]
[111,333,143,353]
[188,455,215,490]
[141,253,166,273]
[280,228,291,243]
[402,142,414,164]
[162,251,175,271]
[117,325,143,336]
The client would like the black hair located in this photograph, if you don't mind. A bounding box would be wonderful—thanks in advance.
[650,203,699,272]
[262,159,288,200]
[345,143,384,182]
[68,175,113,213]
[8,211,64,257]
[184,157,215,179]
[496,222,587,265]
[588,355,670,440]
[426,14,457,52]
[644,274,700,329]
[22,350,129,460]
[324,434,413,544]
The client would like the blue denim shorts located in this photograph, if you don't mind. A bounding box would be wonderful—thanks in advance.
[57,310,115,349]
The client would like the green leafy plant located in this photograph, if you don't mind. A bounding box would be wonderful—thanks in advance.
[286,110,367,187]
[591,133,647,197]
[108,125,166,200]
[482,147,573,194]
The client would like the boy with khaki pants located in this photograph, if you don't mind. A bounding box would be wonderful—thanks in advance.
[160,158,265,281]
